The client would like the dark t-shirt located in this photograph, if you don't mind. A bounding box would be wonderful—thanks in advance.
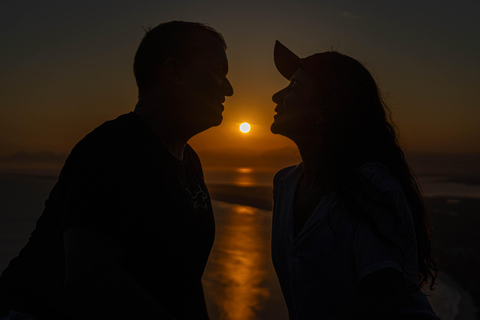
[0,112,215,319]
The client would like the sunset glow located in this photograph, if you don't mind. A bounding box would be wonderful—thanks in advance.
[239,122,251,133]
[1,1,479,162]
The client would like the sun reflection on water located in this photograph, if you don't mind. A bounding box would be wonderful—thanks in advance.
[234,206,256,216]
[233,167,256,186]
[203,202,286,319]
[237,167,253,174]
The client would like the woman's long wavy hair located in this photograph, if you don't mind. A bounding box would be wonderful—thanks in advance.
[314,52,438,289]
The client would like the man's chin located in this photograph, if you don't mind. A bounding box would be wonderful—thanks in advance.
[194,115,223,133]
[207,115,223,128]
[212,115,223,126]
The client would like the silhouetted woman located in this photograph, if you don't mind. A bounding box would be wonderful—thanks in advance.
[270,41,439,320]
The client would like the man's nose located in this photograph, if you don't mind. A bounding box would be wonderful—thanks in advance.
[223,78,234,97]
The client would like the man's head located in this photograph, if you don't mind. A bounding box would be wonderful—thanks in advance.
[133,21,233,133]
[134,21,226,94]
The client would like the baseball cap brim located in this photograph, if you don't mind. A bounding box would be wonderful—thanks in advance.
[274,40,304,80]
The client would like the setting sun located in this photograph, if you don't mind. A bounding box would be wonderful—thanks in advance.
[239,122,251,133]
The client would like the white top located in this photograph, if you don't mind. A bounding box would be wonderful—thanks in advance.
[271,162,439,320]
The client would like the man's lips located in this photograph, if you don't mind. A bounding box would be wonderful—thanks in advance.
[217,98,226,111]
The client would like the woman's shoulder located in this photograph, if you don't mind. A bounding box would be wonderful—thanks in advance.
[356,162,402,193]
[273,164,300,185]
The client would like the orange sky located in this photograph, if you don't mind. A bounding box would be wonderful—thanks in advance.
[1,1,479,161]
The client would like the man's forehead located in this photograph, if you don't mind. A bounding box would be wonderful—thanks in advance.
[191,31,228,62]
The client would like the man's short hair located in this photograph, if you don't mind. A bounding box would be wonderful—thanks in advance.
[133,21,226,94]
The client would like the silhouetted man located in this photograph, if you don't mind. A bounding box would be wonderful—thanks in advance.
[0,21,233,320]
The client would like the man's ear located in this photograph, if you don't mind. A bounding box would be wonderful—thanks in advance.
[162,57,184,86]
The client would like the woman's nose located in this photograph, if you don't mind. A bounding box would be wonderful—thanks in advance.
[272,87,287,103]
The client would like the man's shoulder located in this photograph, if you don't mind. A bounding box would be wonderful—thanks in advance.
[75,113,140,147]
[185,144,200,161]
[65,113,144,167]
[84,112,139,140]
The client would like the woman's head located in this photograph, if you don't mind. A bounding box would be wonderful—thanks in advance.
[272,41,438,289]
[271,41,393,168]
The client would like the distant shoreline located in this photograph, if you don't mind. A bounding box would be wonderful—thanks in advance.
[2,170,480,210]
[207,183,273,211]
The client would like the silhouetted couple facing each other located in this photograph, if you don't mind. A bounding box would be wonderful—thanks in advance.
[0,21,439,320]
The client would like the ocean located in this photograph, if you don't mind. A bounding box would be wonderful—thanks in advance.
[203,166,480,198]
[0,167,479,319]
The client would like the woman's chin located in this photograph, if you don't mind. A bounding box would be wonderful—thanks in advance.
[270,122,281,135]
